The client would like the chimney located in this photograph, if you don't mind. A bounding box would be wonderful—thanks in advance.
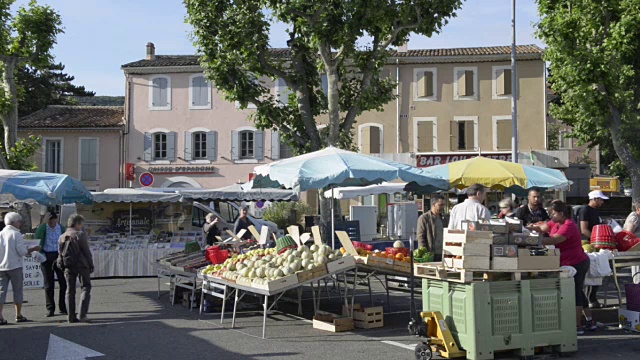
[398,43,408,53]
[146,42,155,60]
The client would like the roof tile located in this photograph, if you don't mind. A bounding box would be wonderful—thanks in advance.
[19,105,124,129]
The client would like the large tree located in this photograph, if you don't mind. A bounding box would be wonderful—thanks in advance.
[0,0,62,169]
[536,0,640,202]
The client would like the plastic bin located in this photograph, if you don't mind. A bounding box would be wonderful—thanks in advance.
[422,278,577,360]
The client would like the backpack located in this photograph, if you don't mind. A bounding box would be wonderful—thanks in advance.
[57,234,81,270]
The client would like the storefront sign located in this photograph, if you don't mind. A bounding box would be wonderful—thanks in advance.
[416,152,512,168]
[112,209,153,233]
[148,166,216,174]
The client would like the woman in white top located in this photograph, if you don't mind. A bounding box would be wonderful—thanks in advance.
[624,201,640,284]
[0,212,40,324]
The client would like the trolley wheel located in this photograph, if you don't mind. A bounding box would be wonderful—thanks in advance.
[415,342,433,360]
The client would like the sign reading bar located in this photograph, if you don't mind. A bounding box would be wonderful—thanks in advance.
[416,152,512,168]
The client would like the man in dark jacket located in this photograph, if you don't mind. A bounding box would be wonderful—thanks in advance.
[58,214,94,323]
[35,213,67,317]
[416,195,446,261]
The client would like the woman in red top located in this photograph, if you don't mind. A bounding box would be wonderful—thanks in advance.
[528,201,594,335]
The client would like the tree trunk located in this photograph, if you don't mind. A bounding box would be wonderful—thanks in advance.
[326,65,340,146]
[1,59,18,156]
[608,109,640,205]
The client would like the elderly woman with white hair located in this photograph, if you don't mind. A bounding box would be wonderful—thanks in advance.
[0,212,40,325]
[497,198,516,219]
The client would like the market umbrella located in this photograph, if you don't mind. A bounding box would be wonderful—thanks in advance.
[245,146,448,247]
[0,169,92,206]
[404,156,571,195]
[322,182,408,200]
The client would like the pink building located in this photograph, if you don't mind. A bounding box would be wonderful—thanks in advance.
[121,43,289,188]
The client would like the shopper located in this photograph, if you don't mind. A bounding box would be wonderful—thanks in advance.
[0,213,40,325]
[0,211,8,231]
[35,212,67,317]
[527,201,595,334]
[234,207,254,240]
[623,201,640,284]
[58,214,94,323]
[497,198,516,219]
[447,184,491,230]
[514,189,550,226]
[416,194,446,261]
[579,190,607,308]
[202,213,220,246]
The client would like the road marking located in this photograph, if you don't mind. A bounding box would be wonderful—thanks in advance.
[380,340,417,351]
[46,334,104,360]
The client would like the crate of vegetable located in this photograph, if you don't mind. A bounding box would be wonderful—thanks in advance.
[413,248,434,263]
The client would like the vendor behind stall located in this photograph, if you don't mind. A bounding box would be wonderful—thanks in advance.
[447,184,491,230]
[416,194,446,261]
[513,189,550,226]
[234,206,254,240]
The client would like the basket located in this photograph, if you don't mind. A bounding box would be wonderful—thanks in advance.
[616,231,639,252]
[590,224,617,249]
[625,284,640,312]
[385,247,410,256]
[352,241,374,251]
[205,246,229,265]
[276,235,298,254]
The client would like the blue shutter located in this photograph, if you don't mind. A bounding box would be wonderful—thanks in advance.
[184,131,192,161]
[231,130,239,160]
[254,130,264,160]
[192,76,208,107]
[206,131,218,161]
[271,131,280,160]
[143,132,152,161]
[321,75,328,95]
[166,131,176,161]
[153,77,169,107]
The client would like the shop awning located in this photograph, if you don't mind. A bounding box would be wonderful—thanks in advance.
[91,188,183,203]
[179,183,298,202]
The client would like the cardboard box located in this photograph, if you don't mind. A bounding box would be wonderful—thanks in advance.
[491,249,560,270]
[475,222,509,234]
[492,234,510,245]
[618,308,640,332]
[492,245,518,257]
[509,233,543,247]
[313,314,355,332]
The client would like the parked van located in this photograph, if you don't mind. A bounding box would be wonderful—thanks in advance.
[191,200,277,235]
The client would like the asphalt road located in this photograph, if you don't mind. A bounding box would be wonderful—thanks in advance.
[1,275,639,360]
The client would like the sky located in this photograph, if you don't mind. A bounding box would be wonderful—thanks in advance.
[13,0,544,96]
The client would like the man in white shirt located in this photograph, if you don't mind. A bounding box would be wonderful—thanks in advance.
[447,184,491,230]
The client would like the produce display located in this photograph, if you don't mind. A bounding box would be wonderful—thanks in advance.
[413,247,435,263]
[158,250,209,273]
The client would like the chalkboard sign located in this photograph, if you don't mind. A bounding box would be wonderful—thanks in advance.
[326,220,360,244]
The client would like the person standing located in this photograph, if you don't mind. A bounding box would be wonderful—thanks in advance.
[35,213,67,317]
[623,201,640,283]
[579,190,607,308]
[416,195,446,261]
[447,184,491,230]
[514,189,550,226]
[497,198,516,219]
[0,213,40,325]
[202,213,220,246]
[58,214,94,323]
[234,207,254,240]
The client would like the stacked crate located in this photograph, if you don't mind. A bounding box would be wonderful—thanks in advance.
[442,229,493,270]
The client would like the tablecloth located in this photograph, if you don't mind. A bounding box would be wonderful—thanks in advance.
[92,248,181,278]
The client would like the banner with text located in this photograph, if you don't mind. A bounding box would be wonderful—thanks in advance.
[416,153,512,168]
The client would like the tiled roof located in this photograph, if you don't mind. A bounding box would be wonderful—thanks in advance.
[121,45,544,68]
[18,105,124,129]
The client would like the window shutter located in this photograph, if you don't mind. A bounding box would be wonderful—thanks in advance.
[361,127,371,154]
[465,70,474,96]
[503,69,512,95]
[192,77,202,106]
[449,122,458,151]
[417,72,426,97]
[417,122,434,152]
[497,69,505,95]
[152,79,161,106]
[271,131,280,160]
[206,131,218,161]
[231,130,239,160]
[254,130,264,160]
[321,74,328,95]
[153,77,168,107]
[166,131,177,161]
[184,131,193,161]
[143,132,152,161]
[497,120,512,150]
[465,121,475,150]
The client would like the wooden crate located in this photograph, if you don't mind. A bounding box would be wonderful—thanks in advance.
[252,274,299,292]
[313,314,355,332]
[443,242,491,257]
[443,255,490,270]
[326,256,356,274]
[365,255,395,270]
[443,229,493,244]
[296,265,328,283]
[343,304,384,329]
[414,262,446,278]
[415,262,570,283]
[393,260,411,274]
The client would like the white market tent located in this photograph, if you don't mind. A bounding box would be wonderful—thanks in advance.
[322,182,408,200]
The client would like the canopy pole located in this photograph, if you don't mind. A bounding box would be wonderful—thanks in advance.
[331,187,335,249]
[129,202,132,236]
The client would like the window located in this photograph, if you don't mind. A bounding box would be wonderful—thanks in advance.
[492,66,512,99]
[79,138,98,181]
[240,131,254,159]
[559,131,573,149]
[149,75,171,110]
[44,139,62,173]
[190,74,211,109]
[413,68,437,101]
[280,142,294,159]
[414,118,437,152]
[493,116,512,150]
[450,117,478,151]
[358,124,384,154]
[193,132,207,159]
[185,129,217,162]
[453,67,478,100]
[154,133,167,160]
[144,130,176,163]
[270,131,294,160]
[276,78,292,105]
[231,128,264,161]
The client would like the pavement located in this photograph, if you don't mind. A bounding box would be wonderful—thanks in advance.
[1,274,639,360]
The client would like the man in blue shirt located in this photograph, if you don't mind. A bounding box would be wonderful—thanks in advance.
[35,213,67,317]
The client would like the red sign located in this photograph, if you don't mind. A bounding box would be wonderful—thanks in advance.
[416,153,512,168]
[139,172,154,187]
[125,163,135,181]
[248,173,255,181]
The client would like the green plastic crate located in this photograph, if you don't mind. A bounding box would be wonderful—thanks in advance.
[422,278,578,360]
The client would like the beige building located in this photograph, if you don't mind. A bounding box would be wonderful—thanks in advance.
[18,105,125,191]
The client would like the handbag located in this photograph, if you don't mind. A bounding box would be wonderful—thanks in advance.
[31,252,47,263]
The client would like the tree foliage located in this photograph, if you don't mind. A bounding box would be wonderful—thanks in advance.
[536,0,640,200]
[262,201,315,230]
[2,134,40,170]
[184,0,462,154]
[0,0,62,169]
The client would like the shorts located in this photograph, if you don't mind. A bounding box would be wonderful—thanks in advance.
[0,267,24,305]
[572,258,590,307]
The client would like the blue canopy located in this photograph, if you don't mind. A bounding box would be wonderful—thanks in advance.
[247,147,448,192]
[0,170,93,206]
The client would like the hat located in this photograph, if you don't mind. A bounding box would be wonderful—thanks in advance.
[588,190,609,200]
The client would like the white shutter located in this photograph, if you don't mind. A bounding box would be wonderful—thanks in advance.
[271,131,280,160]
[254,130,264,160]
[184,131,193,161]
[206,131,218,161]
[166,131,177,161]
[231,130,239,160]
[143,132,152,161]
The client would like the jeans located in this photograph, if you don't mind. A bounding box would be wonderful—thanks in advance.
[41,252,67,313]
[64,268,91,320]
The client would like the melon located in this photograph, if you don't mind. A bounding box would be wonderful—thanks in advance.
[393,240,405,248]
